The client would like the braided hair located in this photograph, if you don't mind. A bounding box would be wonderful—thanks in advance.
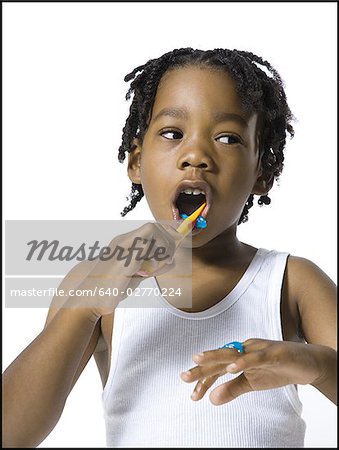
[118,48,294,223]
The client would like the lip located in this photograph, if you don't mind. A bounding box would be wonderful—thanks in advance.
[171,179,212,223]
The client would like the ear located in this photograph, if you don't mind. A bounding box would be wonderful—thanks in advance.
[127,139,142,184]
[252,171,274,196]
[251,132,274,196]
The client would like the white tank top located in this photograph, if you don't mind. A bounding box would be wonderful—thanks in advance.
[102,248,306,448]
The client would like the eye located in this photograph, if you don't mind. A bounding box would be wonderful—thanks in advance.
[160,129,183,140]
[217,134,241,145]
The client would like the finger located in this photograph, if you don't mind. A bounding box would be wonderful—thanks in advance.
[224,350,267,374]
[153,222,182,257]
[193,343,270,374]
[242,338,276,352]
[191,338,273,365]
[192,347,242,366]
[209,373,252,405]
[191,375,219,401]
[151,259,177,276]
[153,222,183,243]
[181,363,227,383]
[136,258,177,278]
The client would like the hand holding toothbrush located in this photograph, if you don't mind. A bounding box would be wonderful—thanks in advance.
[136,202,207,277]
[55,203,207,318]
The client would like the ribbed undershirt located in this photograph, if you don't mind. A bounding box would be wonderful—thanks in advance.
[102,248,306,448]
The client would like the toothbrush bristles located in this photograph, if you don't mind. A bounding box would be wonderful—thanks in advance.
[177,203,206,236]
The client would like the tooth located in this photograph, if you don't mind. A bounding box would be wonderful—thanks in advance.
[180,188,206,195]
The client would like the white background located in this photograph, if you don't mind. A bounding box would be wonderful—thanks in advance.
[3,2,337,448]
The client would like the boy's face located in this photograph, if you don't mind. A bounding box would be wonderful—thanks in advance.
[128,66,266,246]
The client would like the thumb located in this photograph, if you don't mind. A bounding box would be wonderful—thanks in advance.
[209,373,252,405]
[150,259,177,276]
[137,259,177,278]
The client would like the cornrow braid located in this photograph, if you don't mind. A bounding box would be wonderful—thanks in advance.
[118,48,294,223]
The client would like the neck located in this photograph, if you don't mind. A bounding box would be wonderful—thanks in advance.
[176,224,245,270]
[195,228,241,262]
[155,225,257,313]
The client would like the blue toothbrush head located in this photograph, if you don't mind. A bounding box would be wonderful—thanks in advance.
[195,216,207,229]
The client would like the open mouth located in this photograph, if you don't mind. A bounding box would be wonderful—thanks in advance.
[172,180,212,223]
[176,191,206,216]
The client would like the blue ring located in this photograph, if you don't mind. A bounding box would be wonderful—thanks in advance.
[219,341,244,353]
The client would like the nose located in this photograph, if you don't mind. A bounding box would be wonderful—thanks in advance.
[177,146,214,171]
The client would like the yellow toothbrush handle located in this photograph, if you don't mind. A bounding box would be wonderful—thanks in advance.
[176,203,206,237]
[137,203,206,276]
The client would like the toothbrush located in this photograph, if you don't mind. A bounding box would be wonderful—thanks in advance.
[176,202,207,239]
[136,202,207,277]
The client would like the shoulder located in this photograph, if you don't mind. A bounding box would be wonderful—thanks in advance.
[285,255,336,298]
[284,254,337,348]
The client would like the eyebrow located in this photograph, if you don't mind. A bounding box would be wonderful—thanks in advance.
[152,107,248,127]
[153,107,189,122]
[213,112,248,127]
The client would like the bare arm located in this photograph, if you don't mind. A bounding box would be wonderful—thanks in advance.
[287,256,337,403]
[3,308,101,448]
[2,259,103,448]
[3,223,179,447]
[181,256,337,405]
